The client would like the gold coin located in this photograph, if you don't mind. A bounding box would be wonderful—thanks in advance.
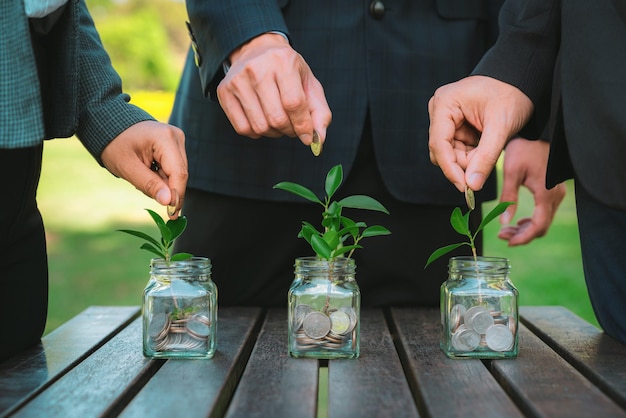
[465,186,475,211]
[310,130,322,156]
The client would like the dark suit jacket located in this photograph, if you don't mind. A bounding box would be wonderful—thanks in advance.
[172,0,502,204]
[0,0,153,164]
[473,0,626,210]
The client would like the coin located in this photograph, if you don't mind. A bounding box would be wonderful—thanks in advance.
[148,313,169,339]
[329,310,351,335]
[310,130,322,156]
[302,311,331,339]
[451,325,481,352]
[450,304,466,332]
[293,304,314,330]
[465,185,475,211]
[186,317,210,339]
[485,324,514,351]
[339,306,358,334]
[470,310,494,334]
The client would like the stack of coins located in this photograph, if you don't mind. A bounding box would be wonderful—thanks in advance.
[448,304,515,352]
[291,304,358,352]
[148,312,212,352]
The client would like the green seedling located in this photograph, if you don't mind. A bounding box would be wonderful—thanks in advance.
[424,201,515,268]
[274,164,391,260]
[118,209,193,262]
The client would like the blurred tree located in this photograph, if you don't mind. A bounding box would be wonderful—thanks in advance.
[90,0,189,92]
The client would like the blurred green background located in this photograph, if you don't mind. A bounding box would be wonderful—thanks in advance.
[38,0,598,335]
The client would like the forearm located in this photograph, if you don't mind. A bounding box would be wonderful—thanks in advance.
[74,1,153,164]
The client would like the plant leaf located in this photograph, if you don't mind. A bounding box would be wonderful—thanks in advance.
[140,243,166,259]
[475,201,516,235]
[361,225,391,238]
[424,242,469,268]
[171,252,193,261]
[325,164,343,199]
[146,209,171,243]
[450,207,470,237]
[322,229,340,252]
[117,229,162,250]
[338,195,390,214]
[311,234,332,259]
[166,215,187,241]
[273,182,322,204]
[333,245,361,258]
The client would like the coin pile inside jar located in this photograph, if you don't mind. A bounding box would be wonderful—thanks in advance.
[148,312,212,352]
[448,304,516,352]
[291,304,357,351]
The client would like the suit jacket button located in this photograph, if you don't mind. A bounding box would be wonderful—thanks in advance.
[369,1,385,19]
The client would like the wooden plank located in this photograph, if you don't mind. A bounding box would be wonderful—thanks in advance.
[224,309,319,418]
[118,307,264,418]
[520,306,626,409]
[10,317,159,418]
[390,308,523,418]
[488,322,625,417]
[327,309,419,418]
[0,306,139,417]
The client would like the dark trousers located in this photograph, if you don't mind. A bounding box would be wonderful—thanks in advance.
[175,130,482,308]
[575,181,626,344]
[1,145,48,361]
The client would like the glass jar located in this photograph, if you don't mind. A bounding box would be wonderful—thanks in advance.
[288,257,360,359]
[441,256,518,359]
[143,257,217,359]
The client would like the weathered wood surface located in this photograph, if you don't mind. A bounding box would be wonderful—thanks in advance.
[328,309,419,418]
[224,309,319,418]
[390,308,524,418]
[520,306,626,409]
[2,306,625,418]
[0,306,140,417]
[119,307,263,418]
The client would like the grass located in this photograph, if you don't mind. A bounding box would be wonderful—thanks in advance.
[37,91,598,336]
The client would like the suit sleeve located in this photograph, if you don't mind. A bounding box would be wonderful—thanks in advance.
[471,0,561,138]
[185,0,289,98]
[73,0,154,164]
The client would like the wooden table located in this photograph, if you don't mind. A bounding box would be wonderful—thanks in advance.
[1,306,625,418]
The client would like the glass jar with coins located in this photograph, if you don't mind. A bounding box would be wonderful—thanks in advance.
[441,256,518,359]
[143,257,217,359]
[288,257,360,359]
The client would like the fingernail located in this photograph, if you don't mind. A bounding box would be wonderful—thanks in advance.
[156,188,169,206]
[468,173,486,189]
[500,210,512,224]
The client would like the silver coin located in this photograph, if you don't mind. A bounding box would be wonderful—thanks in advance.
[470,311,494,334]
[148,313,169,339]
[465,186,475,211]
[485,324,514,351]
[186,317,210,339]
[450,304,466,332]
[464,306,489,332]
[302,311,331,339]
[451,325,481,352]
[293,304,314,330]
[329,310,351,335]
[339,306,358,333]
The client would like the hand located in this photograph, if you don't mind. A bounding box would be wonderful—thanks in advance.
[428,76,534,192]
[100,120,188,219]
[217,32,332,146]
[497,138,566,245]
